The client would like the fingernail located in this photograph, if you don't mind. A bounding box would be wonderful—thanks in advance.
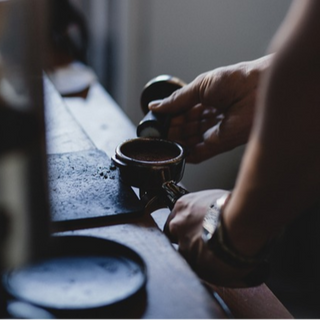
[148,99,163,109]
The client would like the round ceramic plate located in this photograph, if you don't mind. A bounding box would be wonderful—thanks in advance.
[2,236,147,317]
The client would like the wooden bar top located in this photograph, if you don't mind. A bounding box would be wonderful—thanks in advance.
[45,76,293,319]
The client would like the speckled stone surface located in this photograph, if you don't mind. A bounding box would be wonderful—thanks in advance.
[48,149,143,228]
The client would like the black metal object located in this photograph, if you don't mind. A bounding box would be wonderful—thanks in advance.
[137,75,186,139]
[161,180,189,209]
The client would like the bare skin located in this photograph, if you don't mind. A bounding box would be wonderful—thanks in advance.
[149,55,272,163]
[150,0,320,286]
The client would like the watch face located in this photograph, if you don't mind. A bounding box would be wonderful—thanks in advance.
[202,205,220,239]
[202,193,230,241]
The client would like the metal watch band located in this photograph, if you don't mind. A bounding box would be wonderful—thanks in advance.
[202,192,231,240]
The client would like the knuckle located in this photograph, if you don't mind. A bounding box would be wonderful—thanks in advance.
[169,219,180,236]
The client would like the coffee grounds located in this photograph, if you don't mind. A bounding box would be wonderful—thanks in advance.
[122,141,179,162]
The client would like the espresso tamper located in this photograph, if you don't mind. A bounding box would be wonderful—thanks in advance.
[137,75,186,139]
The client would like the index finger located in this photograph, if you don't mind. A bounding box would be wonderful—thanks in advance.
[149,75,207,114]
[163,211,179,244]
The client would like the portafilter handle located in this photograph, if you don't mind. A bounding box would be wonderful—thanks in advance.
[162,180,189,210]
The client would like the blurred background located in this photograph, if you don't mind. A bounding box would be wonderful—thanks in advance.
[71,0,292,192]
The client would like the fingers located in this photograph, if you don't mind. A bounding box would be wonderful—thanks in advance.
[148,83,200,114]
[163,189,227,247]
[164,191,217,240]
[168,117,218,142]
[166,104,220,143]
[177,100,253,163]
[185,117,250,163]
[170,103,218,125]
[148,66,256,163]
[148,72,215,114]
[163,204,178,243]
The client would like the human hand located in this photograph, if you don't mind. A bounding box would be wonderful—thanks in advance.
[149,56,272,163]
[164,190,259,287]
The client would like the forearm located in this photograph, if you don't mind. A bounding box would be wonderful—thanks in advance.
[223,0,320,257]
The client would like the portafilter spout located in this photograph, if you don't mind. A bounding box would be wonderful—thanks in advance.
[161,180,189,209]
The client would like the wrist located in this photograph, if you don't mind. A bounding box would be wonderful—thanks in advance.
[222,195,277,258]
[207,214,271,268]
[202,193,271,286]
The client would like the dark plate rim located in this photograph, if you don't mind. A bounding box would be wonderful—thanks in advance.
[2,235,148,312]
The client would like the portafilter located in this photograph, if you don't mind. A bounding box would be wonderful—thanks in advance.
[112,75,189,208]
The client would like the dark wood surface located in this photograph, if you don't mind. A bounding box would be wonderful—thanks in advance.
[45,76,293,319]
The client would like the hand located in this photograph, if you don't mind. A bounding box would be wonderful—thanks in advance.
[149,56,272,163]
[164,190,257,287]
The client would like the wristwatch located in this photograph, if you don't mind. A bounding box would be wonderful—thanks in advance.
[202,192,270,286]
[202,192,231,240]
